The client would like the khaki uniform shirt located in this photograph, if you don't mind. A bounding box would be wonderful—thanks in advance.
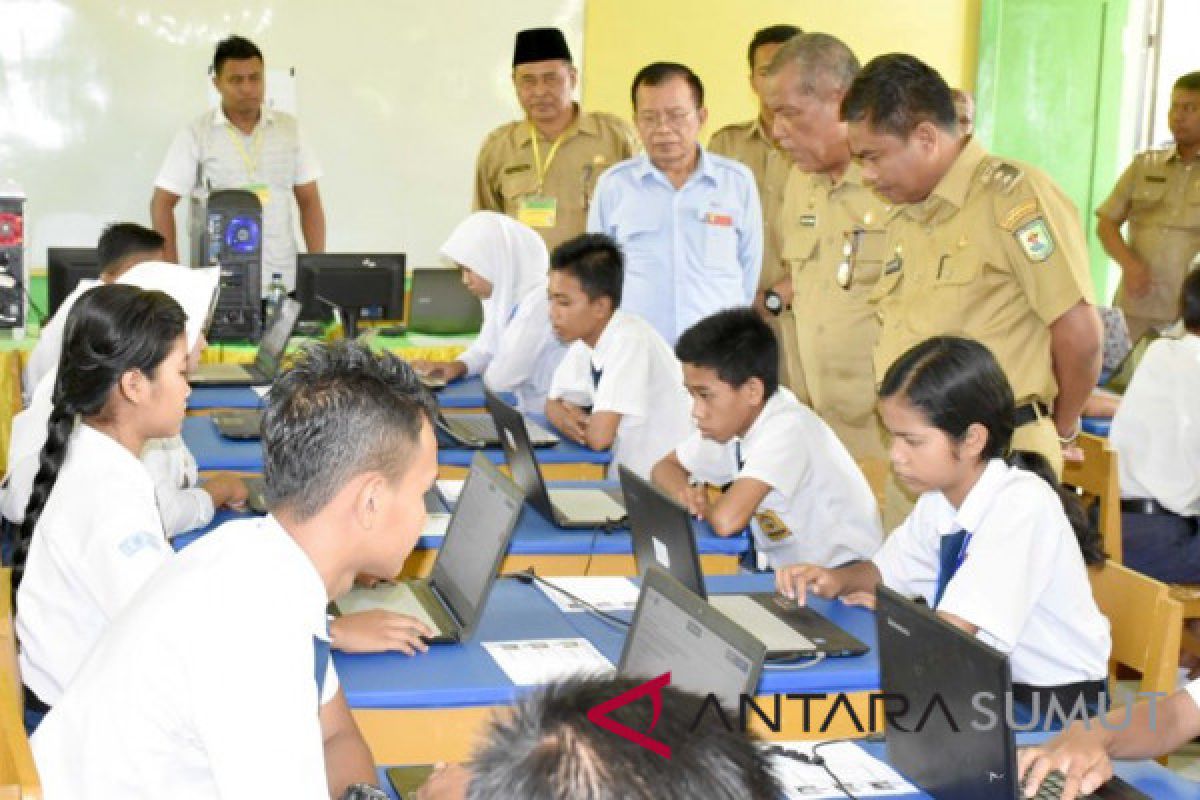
[780,162,891,462]
[473,107,638,254]
[1097,147,1200,330]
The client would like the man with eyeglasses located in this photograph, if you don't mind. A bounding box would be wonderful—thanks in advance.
[473,28,638,254]
[588,62,763,345]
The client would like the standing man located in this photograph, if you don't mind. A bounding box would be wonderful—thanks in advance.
[709,24,803,392]
[765,33,891,468]
[842,53,1102,480]
[474,28,638,255]
[151,35,326,292]
[589,63,762,345]
[1097,71,1200,341]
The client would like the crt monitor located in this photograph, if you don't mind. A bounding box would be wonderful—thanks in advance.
[47,247,101,319]
[295,253,406,334]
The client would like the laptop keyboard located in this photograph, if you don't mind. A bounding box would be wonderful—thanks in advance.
[1026,770,1147,799]
[453,415,559,446]
[550,488,625,523]
[708,595,816,653]
[335,584,442,635]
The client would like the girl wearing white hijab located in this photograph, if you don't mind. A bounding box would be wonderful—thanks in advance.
[414,212,566,413]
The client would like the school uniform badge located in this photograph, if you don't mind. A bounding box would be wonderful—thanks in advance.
[754,510,792,541]
[1014,216,1055,262]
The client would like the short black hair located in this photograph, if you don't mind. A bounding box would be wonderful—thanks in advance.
[675,308,779,398]
[96,223,165,275]
[841,53,957,137]
[631,62,704,110]
[1182,270,1200,332]
[747,25,802,69]
[1175,72,1200,93]
[213,35,263,75]
[550,233,623,309]
[262,341,436,520]
[467,677,781,800]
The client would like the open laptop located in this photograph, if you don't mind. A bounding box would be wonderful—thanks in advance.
[240,478,444,517]
[212,409,263,439]
[190,297,302,386]
[484,388,625,529]
[876,586,1147,800]
[620,466,867,661]
[331,454,522,644]
[436,410,559,449]
[407,267,483,334]
[1100,330,1160,396]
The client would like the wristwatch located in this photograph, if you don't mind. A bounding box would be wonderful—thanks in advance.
[341,784,389,800]
[763,289,784,316]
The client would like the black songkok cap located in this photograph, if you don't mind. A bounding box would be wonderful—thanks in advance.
[513,27,572,67]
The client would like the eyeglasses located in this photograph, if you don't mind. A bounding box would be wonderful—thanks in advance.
[635,109,695,130]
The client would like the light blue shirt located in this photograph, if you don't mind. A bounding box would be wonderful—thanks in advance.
[587,149,763,344]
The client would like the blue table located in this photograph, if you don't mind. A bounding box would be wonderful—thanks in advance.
[344,573,879,763]
[187,375,512,411]
[182,412,610,479]
[1082,416,1112,437]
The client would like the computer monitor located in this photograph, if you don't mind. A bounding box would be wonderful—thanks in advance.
[46,247,101,319]
[295,253,406,337]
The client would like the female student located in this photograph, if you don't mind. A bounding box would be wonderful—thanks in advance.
[777,336,1112,716]
[414,211,566,413]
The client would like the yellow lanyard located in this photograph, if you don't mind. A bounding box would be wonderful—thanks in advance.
[223,122,264,180]
[529,124,567,193]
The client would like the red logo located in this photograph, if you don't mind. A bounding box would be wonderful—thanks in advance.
[586,672,672,759]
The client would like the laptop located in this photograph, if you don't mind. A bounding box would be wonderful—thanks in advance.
[332,453,523,643]
[190,297,302,386]
[407,267,483,334]
[213,409,263,439]
[620,466,867,661]
[1100,330,1160,396]
[241,478,444,516]
[876,586,1147,800]
[436,410,559,449]
[484,389,626,529]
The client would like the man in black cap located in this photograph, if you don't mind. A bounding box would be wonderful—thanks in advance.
[472,27,638,253]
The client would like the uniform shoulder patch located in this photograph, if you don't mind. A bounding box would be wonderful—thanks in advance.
[1000,198,1039,231]
[1014,216,1055,262]
[984,161,1025,195]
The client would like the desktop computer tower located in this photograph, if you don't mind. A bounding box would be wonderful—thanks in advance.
[194,189,262,341]
[0,186,26,330]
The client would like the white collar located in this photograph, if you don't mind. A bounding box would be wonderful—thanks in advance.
[256,514,331,640]
[930,458,1010,537]
[211,105,273,131]
[736,387,797,451]
[587,310,628,366]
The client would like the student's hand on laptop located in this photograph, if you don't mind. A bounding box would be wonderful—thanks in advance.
[415,763,470,800]
[330,610,434,656]
[775,564,846,605]
[201,473,250,510]
[1017,722,1114,800]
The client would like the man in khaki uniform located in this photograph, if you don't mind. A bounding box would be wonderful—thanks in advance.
[764,33,890,474]
[1097,72,1200,341]
[473,27,638,255]
[842,54,1101,507]
[709,24,802,392]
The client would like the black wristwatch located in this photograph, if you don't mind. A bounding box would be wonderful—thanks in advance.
[763,289,784,316]
[341,784,389,800]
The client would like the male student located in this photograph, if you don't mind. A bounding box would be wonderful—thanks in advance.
[544,233,692,478]
[31,341,437,799]
[24,222,166,400]
[652,308,881,569]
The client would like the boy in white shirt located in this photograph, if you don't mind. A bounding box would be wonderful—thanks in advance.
[545,233,693,478]
[653,308,881,569]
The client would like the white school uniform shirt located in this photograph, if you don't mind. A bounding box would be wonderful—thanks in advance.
[442,212,565,414]
[22,279,99,404]
[32,515,338,799]
[142,436,215,536]
[16,424,171,706]
[548,310,693,478]
[1186,677,1200,710]
[674,388,882,569]
[872,459,1111,687]
[1109,334,1200,515]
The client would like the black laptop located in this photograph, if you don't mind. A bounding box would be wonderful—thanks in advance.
[332,454,522,643]
[407,267,483,334]
[876,586,1147,800]
[435,410,559,449]
[190,297,301,386]
[620,466,867,661]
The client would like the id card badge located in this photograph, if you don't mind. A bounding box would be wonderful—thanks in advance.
[243,182,271,207]
[517,195,557,228]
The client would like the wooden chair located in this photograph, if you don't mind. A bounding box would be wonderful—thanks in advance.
[0,568,41,799]
[1062,433,1122,564]
[1169,585,1200,661]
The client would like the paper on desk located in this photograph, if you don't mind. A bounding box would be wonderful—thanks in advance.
[252,385,271,399]
[535,576,639,614]
[436,479,464,506]
[770,741,913,799]
[483,638,615,686]
[421,513,451,538]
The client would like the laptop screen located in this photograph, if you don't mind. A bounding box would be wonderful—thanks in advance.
[254,297,301,376]
[408,268,483,334]
[619,567,764,710]
[1103,330,1160,395]
[619,466,707,599]
[429,454,524,638]
[484,389,557,521]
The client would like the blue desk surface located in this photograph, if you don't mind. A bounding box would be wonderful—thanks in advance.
[1082,416,1112,437]
[336,573,878,710]
[183,412,609,472]
[187,375,511,411]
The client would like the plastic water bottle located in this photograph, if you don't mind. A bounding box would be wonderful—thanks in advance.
[264,271,287,330]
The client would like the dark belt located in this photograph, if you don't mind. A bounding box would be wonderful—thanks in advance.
[22,684,50,715]
[1121,497,1175,516]
[1012,401,1050,428]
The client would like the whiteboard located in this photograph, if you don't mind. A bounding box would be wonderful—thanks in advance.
[0,0,585,270]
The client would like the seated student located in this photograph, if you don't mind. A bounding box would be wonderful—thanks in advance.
[777,336,1112,716]
[544,233,692,478]
[1018,677,1200,799]
[413,212,566,413]
[1108,268,1200,584]
[23,222,166,402]
[415,676,782,800]
[652,308,881,569]
[31,341,438,798]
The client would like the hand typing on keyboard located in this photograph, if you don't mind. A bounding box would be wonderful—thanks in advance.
[1017,730,1115,800]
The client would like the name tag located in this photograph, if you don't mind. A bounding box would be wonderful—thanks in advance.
[517,195,557,228]
[704,211,734,227]
[1144,175,1167,183]
[798,214,818,227]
